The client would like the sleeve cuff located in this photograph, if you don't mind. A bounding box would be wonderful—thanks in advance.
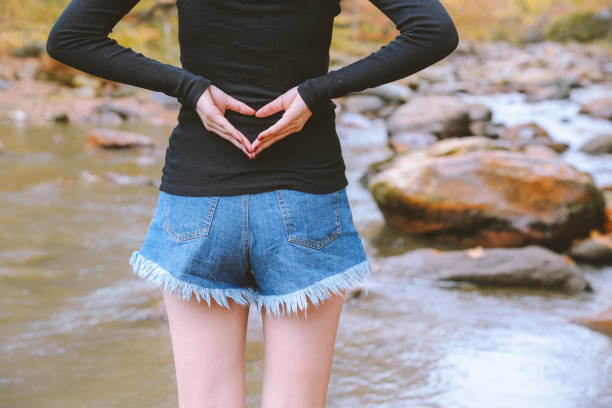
[179,75,212,111]
[297,71,341,114]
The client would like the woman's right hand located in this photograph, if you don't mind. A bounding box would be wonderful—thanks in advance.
[195,84,255,159]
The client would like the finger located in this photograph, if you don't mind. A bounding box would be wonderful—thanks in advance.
[253,128,296,155]
[254,113,296,144]
[208,114,252,152]
[207,120,252,158]
[252,123,298,152]
[253,133,288,156]
[225,95,256,116]
[213,114,253,153]
[255,95,284,118]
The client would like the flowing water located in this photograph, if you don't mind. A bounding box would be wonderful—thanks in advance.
[2,85,612,407]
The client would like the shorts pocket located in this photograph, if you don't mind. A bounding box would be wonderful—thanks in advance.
[162,192,220,242]
[275,189,342,249]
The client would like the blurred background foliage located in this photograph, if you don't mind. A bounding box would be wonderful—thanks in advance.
[0,0,610,64]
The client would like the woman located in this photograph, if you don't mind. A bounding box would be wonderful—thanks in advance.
[46,0,458,406]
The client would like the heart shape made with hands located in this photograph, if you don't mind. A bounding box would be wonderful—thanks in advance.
[237,86,312,159]
[198,84,312,159]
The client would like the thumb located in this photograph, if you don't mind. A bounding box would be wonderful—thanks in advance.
[255,94,285,118]
[225,95,256,116]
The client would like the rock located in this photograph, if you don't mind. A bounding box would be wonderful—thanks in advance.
[108,83,140,98]
[71,73,103,97]
[78,170,103,184]
[427,80,467,95]
[568,230,612,264]
[98,112,124,126]
[92,102,140,121]
[511,67,560,89]
[71,86,98,99]
[389,132,438,153]
[52,112,70,123]
[85,128,156,149]
[483,123,506,139]
[520,144,560,158]
[578,134,612,155]
[14,61,39,80]
[367,149,606,249]
[524,84,571,102]
[150,91,181,109]
[359,82,413,102]
[425,135,512,156]
[387,95,471,138]
[344,285,368,302]
[502,122,569,153]
[605,190,612,233]
[104,172,158,186]
[11,42,45,58]
[376,245,592,293]
[343,94,385,114]
[467,103,493,122]
[35,53,79,85]
[579,97,612,121]
[0,76,13,90]
[570,305,612,337]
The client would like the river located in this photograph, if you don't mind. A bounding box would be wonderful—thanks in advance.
[1,84,612,407]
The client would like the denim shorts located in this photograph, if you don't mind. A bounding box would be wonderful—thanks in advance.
[129,186,372,317]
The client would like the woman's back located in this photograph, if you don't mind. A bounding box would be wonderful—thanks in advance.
[46,0,459,196]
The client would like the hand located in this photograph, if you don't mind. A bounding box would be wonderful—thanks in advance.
[195,84,256,159]
[251,86,312,158]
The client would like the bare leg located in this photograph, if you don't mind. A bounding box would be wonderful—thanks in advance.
[260,291,346,408]
[162,290,250,408]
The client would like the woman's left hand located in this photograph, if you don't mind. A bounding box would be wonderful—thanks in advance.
[251,86,312,158]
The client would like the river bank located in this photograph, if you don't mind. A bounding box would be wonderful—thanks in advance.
[2,37,612,407]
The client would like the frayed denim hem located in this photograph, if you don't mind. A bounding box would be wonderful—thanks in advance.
[255,259,372,318]
[129,251,257,310]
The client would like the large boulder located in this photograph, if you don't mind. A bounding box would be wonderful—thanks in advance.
[367,147,606,249]
[375,245,591,293]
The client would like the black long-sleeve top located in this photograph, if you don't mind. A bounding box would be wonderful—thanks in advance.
[46,0,459,196]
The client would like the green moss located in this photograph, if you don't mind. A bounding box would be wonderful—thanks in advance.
[544,10,611,43]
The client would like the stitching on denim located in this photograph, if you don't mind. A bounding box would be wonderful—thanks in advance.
[163,195,220,242]
[275,190,342,250]
[275,190,291,240]
[243,194,253,276]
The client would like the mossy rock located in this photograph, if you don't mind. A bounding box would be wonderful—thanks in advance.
[544,10,611,43]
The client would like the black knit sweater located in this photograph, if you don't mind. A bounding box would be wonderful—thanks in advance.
[46,0,459,196]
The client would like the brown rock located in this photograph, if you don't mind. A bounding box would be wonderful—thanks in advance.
[389,132,437,153]
[502,122,569,153]
[85,128,156,149]
[579,97,612,121]
[571,306,612,336]
[387,95,472,138]
[367,149,606,249]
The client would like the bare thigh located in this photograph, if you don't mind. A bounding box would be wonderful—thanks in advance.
[162,290,250,408]
[260,291,346,408]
